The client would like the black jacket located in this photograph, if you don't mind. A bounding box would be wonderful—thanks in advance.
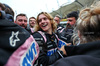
[0,19,39,66]
[57,28,73,43]
[32,31,63,66]
[51,40,100,66]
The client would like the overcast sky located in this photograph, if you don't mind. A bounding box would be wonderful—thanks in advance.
[0,0,74,19]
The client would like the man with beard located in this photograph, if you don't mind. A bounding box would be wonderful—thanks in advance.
[14,13,32,34]
[57,11,78,44]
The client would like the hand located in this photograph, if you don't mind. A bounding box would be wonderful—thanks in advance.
[60,45,67,55]
[38,56,48,66]
[66,43,71,46]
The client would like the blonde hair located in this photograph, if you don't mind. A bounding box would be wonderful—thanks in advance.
[76,1,100,44]
[34,12,57,32]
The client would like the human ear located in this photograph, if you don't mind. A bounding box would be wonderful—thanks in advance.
[78,30,81,39]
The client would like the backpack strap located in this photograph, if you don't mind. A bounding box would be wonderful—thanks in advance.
[54,33,59,41]
[59,28,65,33]
[38,31,47,43]
[57,27,62,30]
[38,31,65,49]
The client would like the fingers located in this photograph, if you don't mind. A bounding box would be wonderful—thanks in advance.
[60,46,67,55]
[66,43,71,46]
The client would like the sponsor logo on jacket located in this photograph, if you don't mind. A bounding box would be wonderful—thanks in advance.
[20,42,38,66]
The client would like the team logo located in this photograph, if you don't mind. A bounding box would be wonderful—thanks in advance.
[58,40,66,48]
[9,31,20,47]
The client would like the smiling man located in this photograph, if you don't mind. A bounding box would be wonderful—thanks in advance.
[15,13,27,29]
[14,13,33,34]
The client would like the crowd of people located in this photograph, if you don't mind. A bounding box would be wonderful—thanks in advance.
[0,0,100,66]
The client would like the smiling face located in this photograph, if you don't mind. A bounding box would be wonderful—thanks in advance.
[38,14,52,34]
[15,16,27,28]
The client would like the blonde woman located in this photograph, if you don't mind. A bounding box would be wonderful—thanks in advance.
[52,1,100,66]
[32,12,64,66]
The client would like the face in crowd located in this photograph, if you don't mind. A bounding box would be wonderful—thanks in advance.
[29,17,36,28]
[54,16,60,24]
[67,17,76,27]
[15,14,27,28]
[38,13,52,34]
[35,12,57,34]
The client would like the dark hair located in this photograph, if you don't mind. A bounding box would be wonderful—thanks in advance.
[16,13,27,19]
[67,11,79,20]
[0,3,14,22]
[29,17,36,21]
[3,4,14,17]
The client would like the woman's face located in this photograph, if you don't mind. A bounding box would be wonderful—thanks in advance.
[38,14,52,34]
